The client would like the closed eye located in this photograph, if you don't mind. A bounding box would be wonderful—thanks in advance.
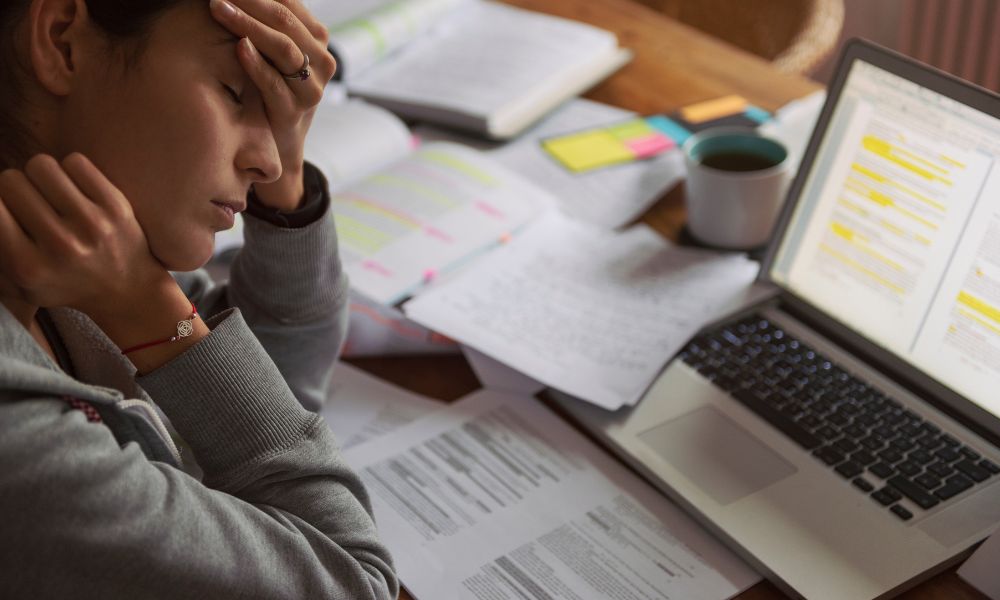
[221,82,243,106]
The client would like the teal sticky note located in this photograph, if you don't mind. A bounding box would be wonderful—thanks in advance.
[744,105,772,124]
[647,115,692,145]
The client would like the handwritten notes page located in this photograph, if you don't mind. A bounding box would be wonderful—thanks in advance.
[404,213,759,410]
[333,141,555,305]
[344,389,760,599]
[461,345,546,395]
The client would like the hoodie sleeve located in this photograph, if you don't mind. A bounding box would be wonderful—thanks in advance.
[0,308,397,600]
[175,162,349,412]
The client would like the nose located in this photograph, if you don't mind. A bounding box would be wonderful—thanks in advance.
[235,120,282,184]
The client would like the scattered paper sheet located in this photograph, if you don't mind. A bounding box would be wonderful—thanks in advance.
[344,389,760,599]
[321,362,441,450]
[343,291,461,357]
[958,530,1000,599]
[758,90,827,173]
[404,213,759,410]
[461,345,546,395]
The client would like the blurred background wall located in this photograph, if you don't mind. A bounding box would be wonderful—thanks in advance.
[814,0,999,92]
[634,0,999,92]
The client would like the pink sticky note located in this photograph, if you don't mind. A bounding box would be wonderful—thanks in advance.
[625,134,675,158]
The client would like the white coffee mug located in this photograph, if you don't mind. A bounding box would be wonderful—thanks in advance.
[682,127,792,250]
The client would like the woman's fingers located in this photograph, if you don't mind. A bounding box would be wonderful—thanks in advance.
[60,153,131,219]
[211,0,308,76]
[236,37,301,111]
[211,0,335,102]
[23,154,97,224]
[270,0,330,44]
[0,168,68,248]
[0,190,41,294]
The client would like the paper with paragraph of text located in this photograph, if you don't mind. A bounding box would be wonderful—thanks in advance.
[343,389,760,599]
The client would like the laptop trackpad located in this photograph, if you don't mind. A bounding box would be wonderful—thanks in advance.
[638,406,797,505]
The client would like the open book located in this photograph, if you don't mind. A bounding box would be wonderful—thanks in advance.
[328,137,556,305]
[311,0,632,139]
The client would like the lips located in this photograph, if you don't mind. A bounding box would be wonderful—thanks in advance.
[212,199,247,214]
[210,199,246,229]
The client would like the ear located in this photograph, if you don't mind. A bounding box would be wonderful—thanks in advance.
[27,0,91,96]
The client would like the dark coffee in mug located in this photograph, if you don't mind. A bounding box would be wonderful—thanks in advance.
[700,150,781,172]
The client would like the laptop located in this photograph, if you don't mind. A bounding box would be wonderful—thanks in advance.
[554,39,1000,599]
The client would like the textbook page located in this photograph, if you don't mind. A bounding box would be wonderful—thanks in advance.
[333,141,556,305]
[416,98,687,229]
[212,98,410,257]
[322,362,441,451]
[306,0,389,25]
[304,98,414,191]
[404,213,760,410]
[323,0,472,80]
[343,389,760,599]
[347,0,627,138]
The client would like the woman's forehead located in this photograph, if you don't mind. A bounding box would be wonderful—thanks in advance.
[146,1,235,51]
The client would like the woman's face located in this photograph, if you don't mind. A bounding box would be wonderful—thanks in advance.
[56,2,280,271]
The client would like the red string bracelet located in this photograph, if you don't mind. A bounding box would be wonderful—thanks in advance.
[120,302,200,355]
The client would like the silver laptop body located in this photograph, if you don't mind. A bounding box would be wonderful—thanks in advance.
[556,40,1000,600]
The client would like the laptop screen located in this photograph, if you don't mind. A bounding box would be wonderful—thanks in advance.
[770,59,1000,421]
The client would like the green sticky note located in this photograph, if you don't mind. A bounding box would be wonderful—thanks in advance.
[542,130,636,172]
[607,119,656,140]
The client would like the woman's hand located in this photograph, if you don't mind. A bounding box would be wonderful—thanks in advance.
[0,154,173,319]
[209,0,337,212]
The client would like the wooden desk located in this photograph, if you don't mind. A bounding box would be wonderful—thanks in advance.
[349,0,987,597]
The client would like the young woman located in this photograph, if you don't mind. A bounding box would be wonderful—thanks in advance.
[0,0,398,598]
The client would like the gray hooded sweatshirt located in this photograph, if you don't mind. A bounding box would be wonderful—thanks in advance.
[0,167,399,599]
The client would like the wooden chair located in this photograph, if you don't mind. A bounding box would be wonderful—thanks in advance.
[633,0,845,75]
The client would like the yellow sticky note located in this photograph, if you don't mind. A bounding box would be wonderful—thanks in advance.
[542,130,635,172]
[680,95,749,124]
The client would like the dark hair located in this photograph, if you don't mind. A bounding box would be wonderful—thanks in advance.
[0,0,187,168]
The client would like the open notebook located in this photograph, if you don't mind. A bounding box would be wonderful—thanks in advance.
[311,0,632,139]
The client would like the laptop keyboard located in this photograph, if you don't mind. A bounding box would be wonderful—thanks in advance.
[678,314,1000,521]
